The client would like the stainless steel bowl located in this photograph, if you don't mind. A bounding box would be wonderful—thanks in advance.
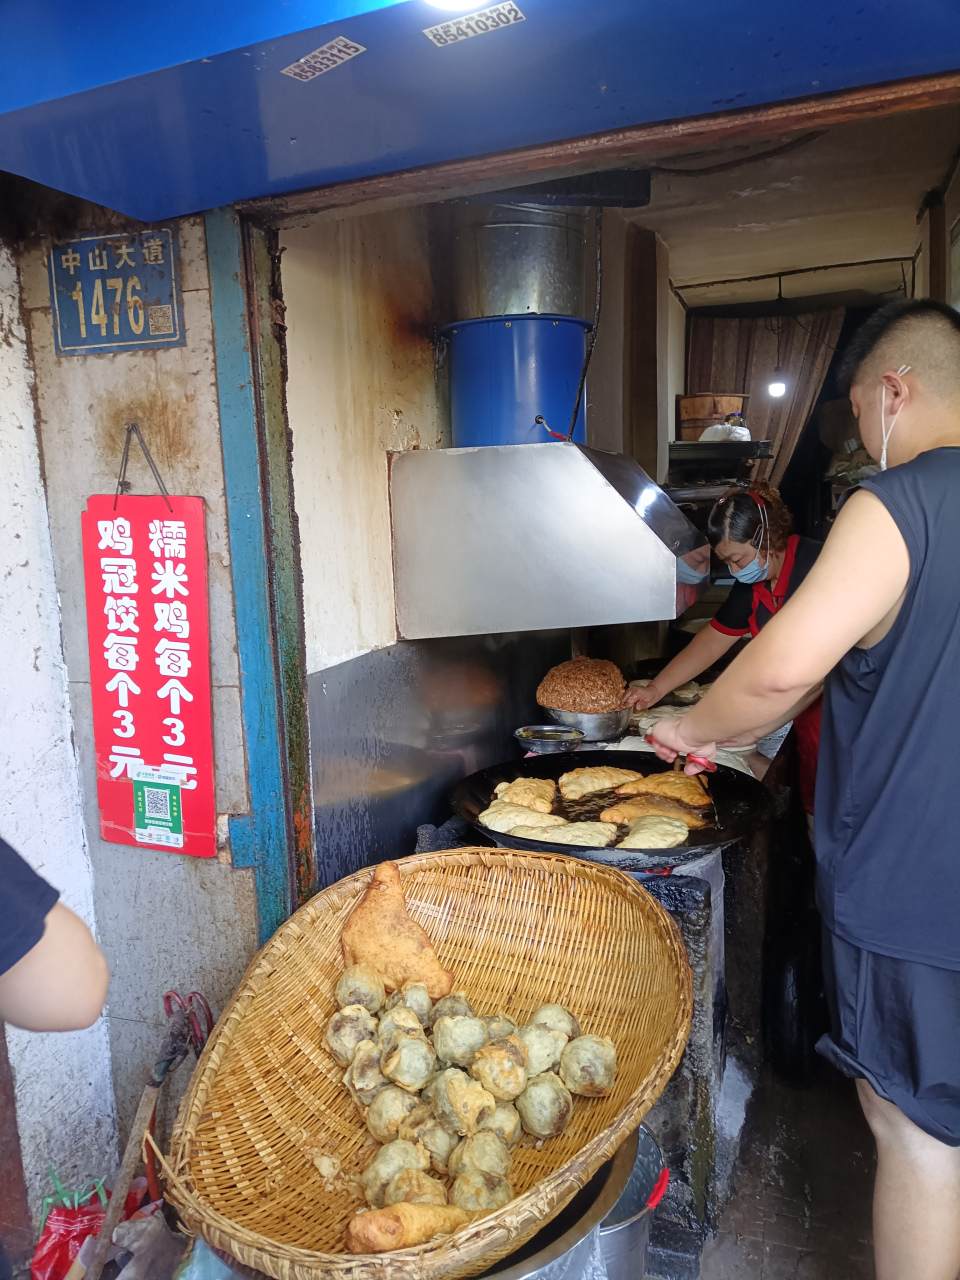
[544,706,632,741]
[513,725,585,754]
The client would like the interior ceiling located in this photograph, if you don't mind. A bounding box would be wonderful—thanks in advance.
[628,104,960,309]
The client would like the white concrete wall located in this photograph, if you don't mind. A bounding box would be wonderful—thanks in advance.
[18,216,259,1149]
[0,243,118,1220]
[281,208,443,674]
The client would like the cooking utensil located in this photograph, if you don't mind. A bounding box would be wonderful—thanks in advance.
[514,725,586,754]
[544,706,632,741]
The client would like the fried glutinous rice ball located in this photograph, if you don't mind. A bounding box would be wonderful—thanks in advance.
[326,1005,378,1067]
[450,1171,514,1212]
[383,1168,447,1207]
[516,1072,574,1138]
[367,1086,420,1143]
[336,963,386,1015]
[384,981,433,1027]
[448,1132,512,1180]
[559,1034,618,1097]
[469,1035,528,1101]
[433,1015,488,1068]
[398,1104,459,1173]
[530,1003,581,1040]
[343,1040,388,1107]
[479,1102,522,1149]
[516,1023,567,1075]
[427,1068,496,1137]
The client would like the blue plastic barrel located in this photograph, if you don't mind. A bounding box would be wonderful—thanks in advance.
[442,314,591,447]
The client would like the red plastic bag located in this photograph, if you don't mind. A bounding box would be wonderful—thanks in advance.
[30,1203,107,1280]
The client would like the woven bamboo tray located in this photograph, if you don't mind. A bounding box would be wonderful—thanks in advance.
[165,848,692,1280]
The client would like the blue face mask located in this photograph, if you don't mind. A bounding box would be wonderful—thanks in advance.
[676,558,710,585]
[731,556,768,584]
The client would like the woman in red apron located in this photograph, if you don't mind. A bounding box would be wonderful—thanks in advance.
[626,485,822,817]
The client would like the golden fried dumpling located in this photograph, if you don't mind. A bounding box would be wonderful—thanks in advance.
[479,1102,522,1149]
[516,1024,567,1075]
[599,796,709,829]
[616,815,688,850]
[516,1073,573,1138]
[367,1086,420,1143]
[361,1139,430,1208]
[530,1004,581,1039]
[469,1035,528,1101]
[398,1104,459,1173]
[479,801,567,834]
[378,1005,425,1048]
[511,822,618,847]
[559,1034,617,1097]
[336,963,386,1014]
[429,1068,496,1137]
[450,1172,514,1212]
[482,1013,517,1040]
[614,772,711,807]
[384,981,433,1027]
[343,1040,388,1107]
[381,1032,437,1093]
[383,1168,447,1207]
[326,1005,378,1067]
[493,777,556,814]
[448,1131,512,1180]
[558,767,643,801]
[433,1016,488,1068]
[428,991,476,1027]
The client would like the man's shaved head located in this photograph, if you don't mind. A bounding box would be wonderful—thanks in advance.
[838,299,960,404]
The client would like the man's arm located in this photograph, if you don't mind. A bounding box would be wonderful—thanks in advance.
[652,491,910,760]
[0,903,109,1031]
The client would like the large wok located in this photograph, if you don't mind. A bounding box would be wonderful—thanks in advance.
[449,749,770,872]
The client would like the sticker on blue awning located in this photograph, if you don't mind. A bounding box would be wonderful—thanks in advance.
[48,229,185,357]
[281,36,366,81]
[423,3,525,46]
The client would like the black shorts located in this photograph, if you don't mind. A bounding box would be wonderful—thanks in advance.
[816,928,960,1146]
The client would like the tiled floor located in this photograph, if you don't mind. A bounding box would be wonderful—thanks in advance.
[697,1063,877,1279]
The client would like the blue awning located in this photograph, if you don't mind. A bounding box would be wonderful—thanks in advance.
[2,0,959,221]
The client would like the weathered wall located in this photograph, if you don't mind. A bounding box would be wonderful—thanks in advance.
[19,216,258,1146]
[281,208,444,674]
[0,242,118,1221]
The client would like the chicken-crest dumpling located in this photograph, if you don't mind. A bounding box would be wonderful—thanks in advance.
[433,1016,488,1068]
[448,1132,512,1179]
[378,1005,424,1048]
[398,1104,459,1173]
[343,1040,388,1107]
[367,1086,420,1143]
[516,1072,573,1138]
[428,992,476,1028]
[381,1034,437,1093]
[560,1034,617,1097]
[516,1023,567,1075]
[336,963,386,1014]
[326,1005,378,1067]
[450,1172,514,1212]
[530,1003,581,1040]
[479,1102,522,1149]
[384,981,433,1027]
[361,1139,429,1207]
[383,1168,447,1207]
[482,1013,517,1040]
[469,1035,528,1101]
[429,1068,496,1137]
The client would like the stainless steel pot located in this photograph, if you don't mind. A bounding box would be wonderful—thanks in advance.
[600,1126,667,1280]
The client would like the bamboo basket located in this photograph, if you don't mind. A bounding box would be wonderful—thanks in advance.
[165,848,692,1280]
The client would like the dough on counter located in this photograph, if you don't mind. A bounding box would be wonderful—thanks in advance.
[493,777,556,814]
[361,1139,430,1208]
[479,801,567,834]
[343,1040,389,1107]
[558,767,643,801]
[383,1168,448,1207]
[433,1015,488,1068]
[510,822,618,848]
[325,1005,378,1067]
[616,815,689,850]
[516,1072,573,1138]
[448,1131,512,1180]
[559,1034,618,1096]
[516,1023,567,1075]
[600,796,709,829]
[479,1102,522,1148]
[367,1086,420,1143]
[384,981,432,1027]
[450,1171,514,1212]
[469,1035,528,1100]
[530,1004,581,1039]
[614,772,711,807]
[336,963,386,1014]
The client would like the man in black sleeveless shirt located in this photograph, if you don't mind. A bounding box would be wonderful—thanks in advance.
[651,299,960,1280]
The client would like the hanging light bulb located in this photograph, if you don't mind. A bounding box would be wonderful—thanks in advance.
[768,367,787,398]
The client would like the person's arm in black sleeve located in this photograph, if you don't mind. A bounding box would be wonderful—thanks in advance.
[0,839,109,1031]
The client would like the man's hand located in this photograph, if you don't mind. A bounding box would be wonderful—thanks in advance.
[623,683,661,710]
[648,716,718,774]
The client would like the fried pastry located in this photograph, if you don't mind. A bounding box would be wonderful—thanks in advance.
[346,1202,475,1252]
[493,777,556,813]
[558,767,643,801]
[616,815,689,850]
[341,861,454,1000]
[479,801,567,834]
[599,796,709,828]
[510,822,618,847]
[614,772,711,807]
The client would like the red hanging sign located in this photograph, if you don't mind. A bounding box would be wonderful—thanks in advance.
[81,495,216,858]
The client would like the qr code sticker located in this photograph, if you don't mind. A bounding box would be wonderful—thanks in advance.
[148,305,174,335]
[144,787,170,820]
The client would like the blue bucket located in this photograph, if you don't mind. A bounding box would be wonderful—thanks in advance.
[442,314,591,447]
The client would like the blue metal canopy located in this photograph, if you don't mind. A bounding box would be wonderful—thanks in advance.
[1,0,959,221]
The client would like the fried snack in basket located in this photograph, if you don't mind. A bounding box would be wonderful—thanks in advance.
[342,861,454,1000]
[493,777,556,813]
[345,1203,477,1252]
[558,767,642,801]
[599,796,709,829]
[614,772,711,807]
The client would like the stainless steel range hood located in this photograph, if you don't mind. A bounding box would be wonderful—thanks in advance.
[389,442,706,640]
